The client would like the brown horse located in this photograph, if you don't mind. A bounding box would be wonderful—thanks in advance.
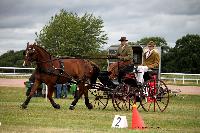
[21,42,100,110]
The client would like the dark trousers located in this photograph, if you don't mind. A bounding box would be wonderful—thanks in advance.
[143,72,150,82]
[118,64,134,83]
[144,70,159,82]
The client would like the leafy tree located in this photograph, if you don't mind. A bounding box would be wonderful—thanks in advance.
[36,9,108,57]
[161,48,177,72]
[94,50,108,70]
[173,34,200,73]
[0,50,24,67]
[162,34,200,73]
[0,10,108,70]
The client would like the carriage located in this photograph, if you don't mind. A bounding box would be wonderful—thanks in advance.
[22,43,169,112]
[89,44,170,112]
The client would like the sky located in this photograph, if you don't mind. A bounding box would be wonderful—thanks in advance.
[0,0,200,55]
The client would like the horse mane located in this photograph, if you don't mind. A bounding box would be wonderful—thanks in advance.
[33,44,52,58]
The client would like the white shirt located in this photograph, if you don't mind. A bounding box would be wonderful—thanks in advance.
[146,50,153,59]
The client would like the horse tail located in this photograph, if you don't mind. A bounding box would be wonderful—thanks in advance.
[89,61,100,84]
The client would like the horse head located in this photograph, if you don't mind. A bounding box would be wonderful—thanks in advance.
[23,42,38,66]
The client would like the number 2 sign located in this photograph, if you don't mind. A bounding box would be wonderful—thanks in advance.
[111,115,128,128]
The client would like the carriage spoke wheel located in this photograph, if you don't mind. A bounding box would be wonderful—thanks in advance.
[89,84,109,110]
[140,79,169,112]
[112,84,140,111]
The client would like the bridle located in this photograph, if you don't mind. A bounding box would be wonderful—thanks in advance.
[24,46,38,62]
[24,45,55,64]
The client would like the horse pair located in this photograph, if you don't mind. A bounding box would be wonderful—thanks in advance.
[21,42,100,110]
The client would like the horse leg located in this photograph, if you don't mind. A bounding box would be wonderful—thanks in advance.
[21,80,41,109]
[82,84,93,109]
[84,86,93,110]
[47,85,60,109]
[69,83,84,110]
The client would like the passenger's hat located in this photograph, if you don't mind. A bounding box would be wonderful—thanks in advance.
[119,37,128,41]
[147,41,156,47]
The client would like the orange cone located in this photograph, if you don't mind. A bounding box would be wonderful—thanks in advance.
[131,104,145,129]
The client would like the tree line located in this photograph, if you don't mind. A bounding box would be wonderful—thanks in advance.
[0,10,199,73]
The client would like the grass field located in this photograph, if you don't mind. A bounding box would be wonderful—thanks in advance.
[0,86,200,133]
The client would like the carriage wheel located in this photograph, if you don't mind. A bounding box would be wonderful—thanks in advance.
[112,85,130,111]
[140,79,169,112]
[89,84,109,110]
[112,84,141,111]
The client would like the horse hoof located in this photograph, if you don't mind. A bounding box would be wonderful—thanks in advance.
[53,104,60,109]
[21,104,27,109]
[69,105,75,110]
[87,103,93,110]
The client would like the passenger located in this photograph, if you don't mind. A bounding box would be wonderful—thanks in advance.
[108,37,133,83]
[137,41,160,83]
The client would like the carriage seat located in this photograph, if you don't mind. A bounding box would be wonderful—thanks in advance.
[98,71,116,88]
[147,68,159,80]
[147,68,159,75]
[123,72,136,79]
[99,71,112,76]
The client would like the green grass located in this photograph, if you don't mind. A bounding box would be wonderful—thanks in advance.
[0,86,200,133]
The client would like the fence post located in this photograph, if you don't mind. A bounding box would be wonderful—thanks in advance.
[45,85,48,102]
[197,79,199,85]
[173,78,176,84]
[183,75,184,84]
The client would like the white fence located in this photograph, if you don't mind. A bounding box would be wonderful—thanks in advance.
[161,73,200,84]
[0,67,34,76]
[0,67,200,84]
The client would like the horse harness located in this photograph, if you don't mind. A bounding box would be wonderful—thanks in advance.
[35,57,85,84]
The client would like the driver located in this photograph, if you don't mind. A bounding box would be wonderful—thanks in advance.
[108,37,133,83]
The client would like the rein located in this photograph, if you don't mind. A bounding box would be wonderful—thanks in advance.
[36,58,57,64]
[35,56,117,64]
[35,56,120,80]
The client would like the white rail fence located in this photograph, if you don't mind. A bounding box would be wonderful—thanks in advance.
[0,67,34,76]
[0,67,200,84]
[161,73,200,85]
